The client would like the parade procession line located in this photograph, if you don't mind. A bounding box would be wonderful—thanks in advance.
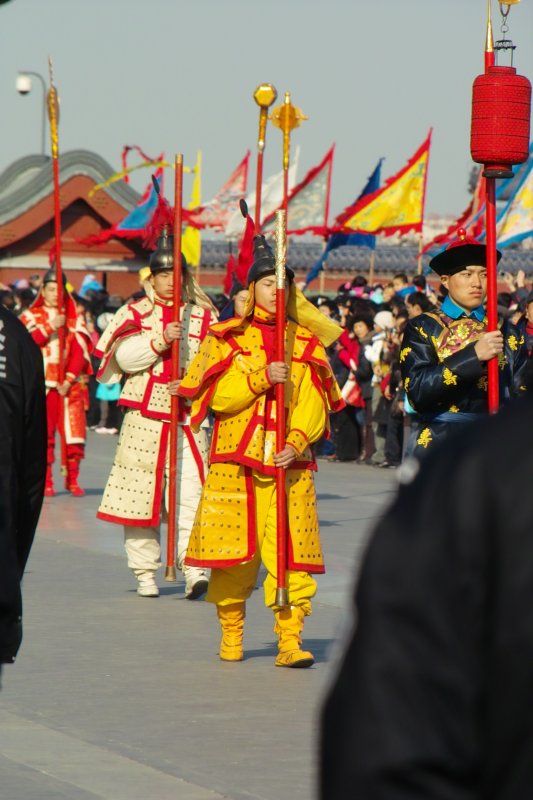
[0,433,397,800]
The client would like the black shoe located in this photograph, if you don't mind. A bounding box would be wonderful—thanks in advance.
[185,578,209,600]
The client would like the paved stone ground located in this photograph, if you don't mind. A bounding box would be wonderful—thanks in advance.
[0,432,398,800]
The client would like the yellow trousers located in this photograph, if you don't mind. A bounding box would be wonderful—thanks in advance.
[206,472,317,614]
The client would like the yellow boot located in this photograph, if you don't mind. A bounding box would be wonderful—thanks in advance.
[274,606,314,668]
[217,602,245,662]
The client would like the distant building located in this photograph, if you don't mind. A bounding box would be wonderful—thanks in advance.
[1,151,531,297]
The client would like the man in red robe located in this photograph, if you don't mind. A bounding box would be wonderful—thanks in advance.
[21,267,93,497]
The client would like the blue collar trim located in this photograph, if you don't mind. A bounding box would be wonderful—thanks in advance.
[441,295,485,322]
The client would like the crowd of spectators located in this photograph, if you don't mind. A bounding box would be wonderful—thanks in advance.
[1,266,532,467]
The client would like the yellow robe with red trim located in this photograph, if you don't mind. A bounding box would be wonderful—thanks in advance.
[179,315,343,573]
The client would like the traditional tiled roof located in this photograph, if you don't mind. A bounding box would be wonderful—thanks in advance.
[0,150,141,225]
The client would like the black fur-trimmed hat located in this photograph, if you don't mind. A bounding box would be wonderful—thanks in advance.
[429,228,501,276]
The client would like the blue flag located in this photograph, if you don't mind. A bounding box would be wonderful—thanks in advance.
[305,159,383,287]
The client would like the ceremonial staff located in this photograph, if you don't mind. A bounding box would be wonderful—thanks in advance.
[253,84,277,234]
[271,92,307,217]
[470,0,531,413]
[274,209,289,608]
[483,0,499,414]
[166,154,184,581]
[47,56,67,474]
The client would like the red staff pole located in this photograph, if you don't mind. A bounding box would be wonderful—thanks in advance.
[485,178,499,414]
[274,209,289,609]
[165,154,183,582]
[47,57,67,475]
[484,2,499,414]
[255,141,265,234]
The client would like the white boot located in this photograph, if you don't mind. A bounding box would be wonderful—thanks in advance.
[134,569,159,598]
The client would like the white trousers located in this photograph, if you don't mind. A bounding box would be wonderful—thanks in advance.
[124,426,208,584]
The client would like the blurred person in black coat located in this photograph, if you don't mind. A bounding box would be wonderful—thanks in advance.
[0,306,46,683]
[321,394,533,799]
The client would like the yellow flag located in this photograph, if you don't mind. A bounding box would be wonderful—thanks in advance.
[182,150,202,268]
[337,132,431,236]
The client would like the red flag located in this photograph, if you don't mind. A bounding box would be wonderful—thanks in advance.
[80,168,165,247]
[121,145,160,183]
[223,253,238,295]
[223,202,255,293]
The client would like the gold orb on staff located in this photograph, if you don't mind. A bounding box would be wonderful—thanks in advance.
[270,92,308,216]
[253,83,278,233]
[253,83,277,152]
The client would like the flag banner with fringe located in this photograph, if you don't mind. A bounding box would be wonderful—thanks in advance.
[81,168,164,246]
[494,150,533,248]
[224,146,300,239]
[304,158,383,287]
[261,146,335,236]
[335,131,432,237]
[422,165,486,255]
[186,152,250,231]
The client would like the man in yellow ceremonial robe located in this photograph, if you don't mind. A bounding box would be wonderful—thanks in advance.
[178,236,344,667]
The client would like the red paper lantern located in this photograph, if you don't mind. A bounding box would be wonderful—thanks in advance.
[471,65,531,178]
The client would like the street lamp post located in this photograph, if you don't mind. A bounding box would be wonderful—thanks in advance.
[16,70,47,156]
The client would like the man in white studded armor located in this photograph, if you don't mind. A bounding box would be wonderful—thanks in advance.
[95,229,216,598]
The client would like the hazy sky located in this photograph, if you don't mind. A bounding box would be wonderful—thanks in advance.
[1,0,532,222]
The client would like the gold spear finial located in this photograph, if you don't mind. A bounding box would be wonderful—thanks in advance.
[486,0,494,52]
[270,92,308,170]
[47,56,60,156]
